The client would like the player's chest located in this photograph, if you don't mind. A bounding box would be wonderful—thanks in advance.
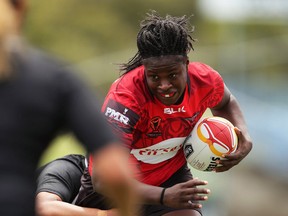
[137,103,202,147]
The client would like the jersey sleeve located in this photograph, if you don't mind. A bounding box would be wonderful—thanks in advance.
[101,89,142,149]
[36,154,86,203]
[206,66,224,108]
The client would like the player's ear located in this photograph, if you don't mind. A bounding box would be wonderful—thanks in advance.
[184,56,189,66]
[185,56,189,70]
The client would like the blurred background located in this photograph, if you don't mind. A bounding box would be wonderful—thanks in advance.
[25,0,288,215]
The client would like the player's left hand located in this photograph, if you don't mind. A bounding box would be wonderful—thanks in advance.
[214,127,252,172]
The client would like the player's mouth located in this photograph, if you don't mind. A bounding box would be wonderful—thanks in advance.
[159,92,176,98]
[156,91,180,105]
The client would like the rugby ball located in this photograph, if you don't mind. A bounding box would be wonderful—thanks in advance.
[183,116,238,171]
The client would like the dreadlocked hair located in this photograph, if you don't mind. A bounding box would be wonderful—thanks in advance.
[119,10,195,75]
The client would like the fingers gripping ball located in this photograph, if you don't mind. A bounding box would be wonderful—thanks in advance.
[184,117,238,171]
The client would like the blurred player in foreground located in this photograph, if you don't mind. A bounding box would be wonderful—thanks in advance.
[0,0,137,215]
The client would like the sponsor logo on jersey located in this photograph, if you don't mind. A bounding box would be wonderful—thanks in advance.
[147,116,162,138]
[105,107,130,125]
[130,137,186,164]
[123,108,129,115]
[164,106,186,114]
[138,144,183,156]
[104,99,139,127]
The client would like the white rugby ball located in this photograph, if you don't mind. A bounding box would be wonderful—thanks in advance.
[183,116,238,171]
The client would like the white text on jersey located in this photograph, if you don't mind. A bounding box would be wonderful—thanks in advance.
[105,107,129,125]
[164,106,186,114]
[139,144,183,156]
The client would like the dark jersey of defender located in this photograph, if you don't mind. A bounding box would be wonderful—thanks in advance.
[36,154,86,203]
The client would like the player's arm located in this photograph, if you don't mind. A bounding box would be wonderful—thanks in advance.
[36,191,119,216]
[210,85,253,172]
[135,178,210,209]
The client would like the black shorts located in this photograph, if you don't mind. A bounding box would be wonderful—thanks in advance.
[140,164,202,216]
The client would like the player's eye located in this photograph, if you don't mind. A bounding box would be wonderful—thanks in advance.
[151,75,159,81]
[169,73,177,79]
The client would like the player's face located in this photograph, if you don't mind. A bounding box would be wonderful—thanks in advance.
[143,55,188,106]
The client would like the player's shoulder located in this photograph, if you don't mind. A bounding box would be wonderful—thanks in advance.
[188,62,218,75]
[107,65,150,106]
[114,66,145,90]
[188,62,222,81]
[187,62,223,89]
[55,154,87,171]
[37,154,86,178]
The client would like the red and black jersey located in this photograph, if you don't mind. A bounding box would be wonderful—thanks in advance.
[100,62,224,186]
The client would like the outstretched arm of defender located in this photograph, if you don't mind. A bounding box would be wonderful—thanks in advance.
[36,192,119,216]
